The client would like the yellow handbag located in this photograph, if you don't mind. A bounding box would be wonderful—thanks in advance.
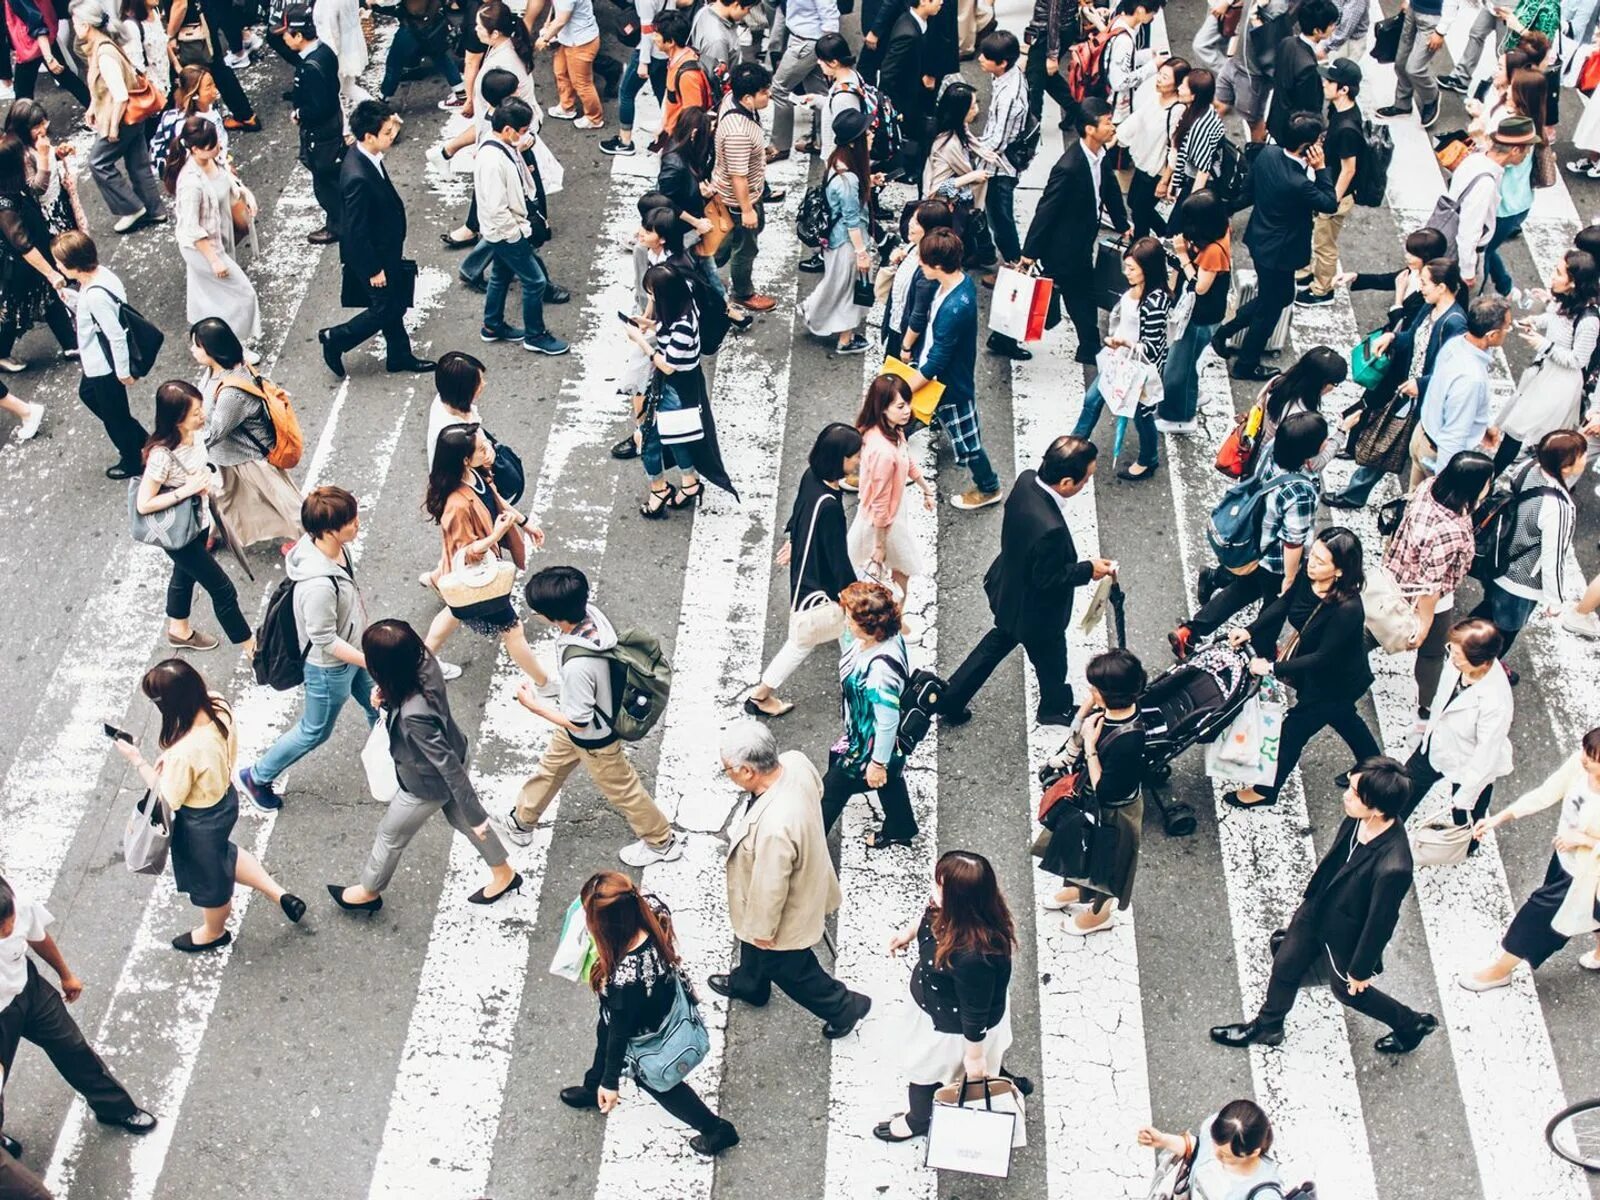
[879,354,946,425]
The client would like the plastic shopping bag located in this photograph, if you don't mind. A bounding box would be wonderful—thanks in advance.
[1204,681,1288,788]
[549,896,599,983]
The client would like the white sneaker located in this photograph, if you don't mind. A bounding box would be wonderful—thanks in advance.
[113,208,147,233]
[15,401,43,440]
[574,116,605,130]
[223,50,251,69]
[547,105,578,120]
[1579,948,1600,970]
[499,808,536,848]
[242,30,263,51]
[1560,607,1600,638]
[618,833,684,867]
[1154,418,1199,434]
[426,145,450,171]
[438,659,463,681]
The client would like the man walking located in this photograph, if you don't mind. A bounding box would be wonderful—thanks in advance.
[1210,759,1441,1055]
[1411,295,1510,488]
[281,6,344,245]
[238,486,378,812]
[769,0,839,159]
[714,63,778,313]
[1378,0,1455,128]
[709,722,871,1040]
[943,436,1115,726]
[976,30,1028,293]
[53,231,146,480]
[318,100,436,378]
[1447,116,1534,291]
[1296,58,1365,307]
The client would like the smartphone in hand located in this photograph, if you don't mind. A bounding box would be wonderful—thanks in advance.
[103,723,134,744]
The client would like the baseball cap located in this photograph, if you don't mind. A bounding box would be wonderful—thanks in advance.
[279,4,315,35]
[1318,58,1361,90]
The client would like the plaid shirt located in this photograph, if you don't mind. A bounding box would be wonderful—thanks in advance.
[1383,480,1476,598]
[1258,462,1319,576]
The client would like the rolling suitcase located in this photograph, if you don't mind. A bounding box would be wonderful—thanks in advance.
[1225,268,1293,354]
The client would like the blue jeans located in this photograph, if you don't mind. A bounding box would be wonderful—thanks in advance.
[485,237,548,337]
[1333,462,1387,506]
[694,252,727,302]
[987,176,1021,263]
[1483,209,1530,299]
[1073,378,1159,468]
[619,51,668,131]
[381,23,462,98]
[253,661,378,783]
[1472,579,1539,650]
[1159,321,1216,423]
[640,381,697,479]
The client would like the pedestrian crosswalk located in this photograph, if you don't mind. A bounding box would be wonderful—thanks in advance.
[2,5,1600,1200]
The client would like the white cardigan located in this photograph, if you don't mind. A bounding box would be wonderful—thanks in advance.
[1420,660,1514,810]
[1507,752,1600,938]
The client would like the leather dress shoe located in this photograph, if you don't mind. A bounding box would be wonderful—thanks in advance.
[822,992,872,1039]
[1375,1013,1438,1054]
[387,357,437,374]
[559,1085,599,1109]
[1231,362,1276,382]
[318,328,345,378]
[96,1108,157,1134]
[706,973,766,1006]
[1,1133,21,1159]
[942,706,973,727]
[1209,1020,1285,1049]
[610,435,639,460]
[307,228,338,245]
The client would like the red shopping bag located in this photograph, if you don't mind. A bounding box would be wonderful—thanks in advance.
[987,267,1054,343]
[1581,50,1600,95]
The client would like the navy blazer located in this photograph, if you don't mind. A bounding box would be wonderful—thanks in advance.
[1242,146,1338,271]
[919,275,978,405]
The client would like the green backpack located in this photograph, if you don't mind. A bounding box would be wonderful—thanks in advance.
[561,629,673,741]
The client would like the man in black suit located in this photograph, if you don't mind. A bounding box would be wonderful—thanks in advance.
[943,437,1115,727]
[280,6,344,246]
[1209,110,1337,382]
[1211,758,1440,1055]
[1265,0,1338,148]
[877,0,943,179]
[318,100,435,378]
[1018,99,1128,366]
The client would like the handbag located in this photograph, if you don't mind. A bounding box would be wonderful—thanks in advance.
[128,481,204,549]
[485,430,526,506]
[1203,679,1289,788]
[122,62,166,125]
[1145,1134,1195,1200]
[1532,140,1557,190]
[1371,11,1403,64]
[696,195,734,258]
[1349,329,1391,390]
[925,1076,1020,1177]
[655,403,705,445]
[852,268,876,308]
[123,790,171,875]
[1218,0,1243,38]
[1214,399,1266,478]
[175,16,213,66]
[623,972,711,1092]
[1434,131,1472,173]
[435,546,516,609]
[361,717,399,803]
[988,265,1053,343]
[933,1076,1026,1149]
[1411,809,1475,866]
[1095,343,1150,417]
[1362,561,1420,653]
[1376,495,1408,538]
[1581,48,1600,94]
[787,494,846,649]
[549,896,600,982]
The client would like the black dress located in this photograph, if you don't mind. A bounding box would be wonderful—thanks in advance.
[0,190,72,357]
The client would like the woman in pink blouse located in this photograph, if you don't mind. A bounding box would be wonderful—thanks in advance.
[849,375,934,595]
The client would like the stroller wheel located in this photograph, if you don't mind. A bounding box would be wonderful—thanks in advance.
[1163,803,1198,838]
[1146,762,1172,785]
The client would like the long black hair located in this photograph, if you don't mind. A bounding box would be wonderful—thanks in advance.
[0,134,29,195]
[644,263,696,327]
[425,423,481,522]
[1125,236,1170,303]
[807,421,863,483]
[1316,526,1365,603]
[932,81,977,151]
[1170,67,1215,159]
[663,106,714,177]
[190,317,246,371]
[1264,345,1347,425]
[826,124,872,203]
[1554,249,1600,320]
[1430,450,1496,515]
[363,619,429,707]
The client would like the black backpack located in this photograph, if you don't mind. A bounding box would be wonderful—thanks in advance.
[683,264,730,355]
[796,183,832,248]
[1354,120,1392,207]
[1468,460,1563,583]
[878,655,946,759]
[252,577,310,691]
[87,284,164,379]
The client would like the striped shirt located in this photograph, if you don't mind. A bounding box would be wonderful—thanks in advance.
[1174,109,1225,191]
[713,95,766,210]
[661,304,701,373]
[1137,290,1170,375]
[978,66,1028,181]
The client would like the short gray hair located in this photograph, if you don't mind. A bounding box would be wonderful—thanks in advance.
[71,0,128,42]
[719,720,780,772]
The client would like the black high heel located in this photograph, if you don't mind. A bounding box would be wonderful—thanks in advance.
[280,893,306,923]
[669,481,704,509]
[468,872,523,905]
[640,485,676,519]
[326,883,383,913]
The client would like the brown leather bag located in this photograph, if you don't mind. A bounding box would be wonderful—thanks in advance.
[695,195,735,258]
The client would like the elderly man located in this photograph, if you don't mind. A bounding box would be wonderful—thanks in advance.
[709,722,871,1039]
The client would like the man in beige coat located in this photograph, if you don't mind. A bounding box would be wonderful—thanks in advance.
[709,722,871,1039]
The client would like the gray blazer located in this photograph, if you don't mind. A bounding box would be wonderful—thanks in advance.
[384,655,480,811]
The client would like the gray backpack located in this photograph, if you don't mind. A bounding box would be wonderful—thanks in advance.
[1425,170,1495,260]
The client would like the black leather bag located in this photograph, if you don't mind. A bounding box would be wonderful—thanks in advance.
[1372,12,1403,64]
[1248,11,1291,71]
[340,258,417,309]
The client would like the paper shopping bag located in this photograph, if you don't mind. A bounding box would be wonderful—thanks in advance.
[361,719,400,804]
[933,1077,1026,1147]
[925,1079,1019,1178]
[549,896,599,982]
[987,267,1053,343]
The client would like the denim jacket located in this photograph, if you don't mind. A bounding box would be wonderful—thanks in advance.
[825,169,869,249]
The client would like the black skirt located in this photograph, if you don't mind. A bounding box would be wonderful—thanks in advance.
[448,594,521,637]
[170,785,241,909]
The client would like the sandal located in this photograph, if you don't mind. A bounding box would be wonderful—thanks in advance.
[640,484,676,519]
[669,481,704,508]
[863,829,914,850]
[743,696,795,718]
[440,229,479,248]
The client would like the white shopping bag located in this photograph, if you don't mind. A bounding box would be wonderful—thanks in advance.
[549,896,598,982]
[986,266,1052,342]
[1204,686,1288,789]
[531,135,565,195]
[1095,345,1150,418]
[361,718,400,804]
[925,1078,1022,1178]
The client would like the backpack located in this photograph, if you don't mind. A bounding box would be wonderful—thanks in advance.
[226,370,304,470]
[685,270,730,355]
[1468,460,1564,583]
[796,183,833,248]
[1205,471,1307,571]
[1066,25,1131,103]
[561,628,673,741]
[1425,168,1495,259]
[1354,120,1392,207]
[1208,137,1254,213]
[878,655,947,760]
[252,577,310,691]
[667,55,723,110]
[87,284,164,379]
[835,78,903,168]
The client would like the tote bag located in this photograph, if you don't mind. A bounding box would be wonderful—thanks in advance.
[361,718,400,804]
[128,481,203,549]
[123,790,171,875]
[925,1077,1020,1178]
[1203,683,1288,788]
[987,266,1053,343]
[788,493,847,648]
[1362,561,1420,653]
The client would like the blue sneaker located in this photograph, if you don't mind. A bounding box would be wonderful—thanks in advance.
[522,331,570,356]
[480,323,525,343]
[238,765,281,811]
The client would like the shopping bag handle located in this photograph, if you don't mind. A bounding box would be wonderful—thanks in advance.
[956,1073,995,1109]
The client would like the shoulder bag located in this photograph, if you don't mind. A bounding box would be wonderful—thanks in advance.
[128,476,203,549]
[1411,809,1474,866]
[623,971,711,1091]
[435,546,516,609]
[123,790,171,875]
[696,194,735,259]
[174,15,214,67]
[788,493,847,648]
[1352,390,1418,476]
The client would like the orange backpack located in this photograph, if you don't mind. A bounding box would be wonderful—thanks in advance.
[228,371,303,471]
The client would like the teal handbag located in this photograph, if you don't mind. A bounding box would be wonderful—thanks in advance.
[1350,329,1392,390]
[624,973,710,1091]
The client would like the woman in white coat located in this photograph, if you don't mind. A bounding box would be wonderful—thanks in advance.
[1399,618,1514,838]
[312,0,369,119]
[165,114,259,344]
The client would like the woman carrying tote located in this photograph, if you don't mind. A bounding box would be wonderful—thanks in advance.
[849,374,935,596]
[113,658,304,951]
[746,422,862,718]
[1159,190,1230,431]
[328,619,519,912]
[560,870,739,1157]
[1137,1099,1284,1199]
[193,317,300,548]
[801,108,874,356]
[1461,726,1600,990]
[75,0,167,233]
[622,264,710,518]
[873,850,1030,1144]
[166,115,259,345]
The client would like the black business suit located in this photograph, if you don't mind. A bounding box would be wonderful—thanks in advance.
[294,42,346,237]
[1257,816,1426,1034]
[1266,34,1323,147]
[326,147,418,366]
[878,11,937,178]
[1212,144,1337,371]
[944,470,1093,722]
[1022,139,1128,363]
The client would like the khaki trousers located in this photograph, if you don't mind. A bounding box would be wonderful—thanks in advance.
[515,727,672,846]
[957,0,995,55]
[1309,193,1356,294]
[554,37,603,123]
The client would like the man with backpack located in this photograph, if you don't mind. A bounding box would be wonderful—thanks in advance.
[238,486,378,812]
[54,231,149,481]
[1215,0,1283,143]
[502,566,682,868]
[654,13,717,146]
[691,0,754,78]
[1296,57,1365,308]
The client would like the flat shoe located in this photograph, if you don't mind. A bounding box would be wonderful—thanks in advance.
[559,1085,599,1109]
[872,1115,919,1142]
[171,930,232,953]
[743,697,795,718]
[1062,912,1116,936]
[1579,949,1600,970]
[1222,790,1275,809]
[1456,971,1512,992]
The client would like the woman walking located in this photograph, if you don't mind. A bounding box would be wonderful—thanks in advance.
[166,115,259,344]
[151,65,227,177]
[559,871,739,1156]
[1161,68,1223,202]
[1461,726,1600,990]
[1159,190,1230,431]
[1070,235,1171,481]
[192,317,300,548]
[6,0,91,105]
[850,374,934,595]
[873,850,1029,1143]
[1119,56,1185,240]
[801,109,873,356]
[1490,250,1600,472]
[112,659,304,951]
[420,423,550,687]
[746,422,863,718]
[1137,1100,1285,1197]
[328,619,519,912]
[0,133,75,373]
[133,381,254,653]
[922,82,995,210]
[1222,527,1381,809]
[162,0,259,132]
[883,199,953,361]
[76,0,167,233]
[7,100,87,237]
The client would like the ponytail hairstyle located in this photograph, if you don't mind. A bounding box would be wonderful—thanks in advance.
[172,64,213,113]
[477,2,535,73]
[581,871,681,993]
[163,113,218,196]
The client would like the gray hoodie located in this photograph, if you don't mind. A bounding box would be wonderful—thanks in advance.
[557,604,619,746]
[286,535,366,670]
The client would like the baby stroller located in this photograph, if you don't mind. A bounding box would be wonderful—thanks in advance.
[1040,642,1257,837]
